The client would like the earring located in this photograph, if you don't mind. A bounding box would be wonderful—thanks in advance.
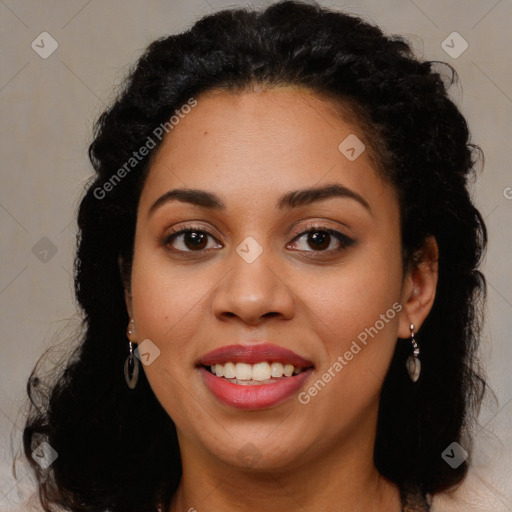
[127,319,134,337]
[124,320,139,389]
[124,341,140,389]
[406,323,421,382]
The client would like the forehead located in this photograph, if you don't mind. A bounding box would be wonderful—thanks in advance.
[139,87,396,216]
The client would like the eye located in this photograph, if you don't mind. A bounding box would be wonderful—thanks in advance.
[163,226,222,253]
[161,223,355,256]
[288,226,354,254]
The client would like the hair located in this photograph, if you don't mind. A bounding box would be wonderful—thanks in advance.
[22,1,487,510]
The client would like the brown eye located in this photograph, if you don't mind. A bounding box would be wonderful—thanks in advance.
[163,228,222,253]
[289,227,354,254]
[307,231,331,251]
[181,231,208,250]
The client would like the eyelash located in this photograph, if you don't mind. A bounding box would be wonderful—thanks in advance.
[161,223,355,258]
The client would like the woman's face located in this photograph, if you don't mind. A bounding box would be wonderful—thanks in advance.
[127,87,417,472]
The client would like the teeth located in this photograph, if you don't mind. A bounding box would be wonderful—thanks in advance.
[224,361,236,379]
[283,364,294,377]
[252,362,271,381]
[208,361,306,381]
[235,362,252,380]
[270,362,284,378]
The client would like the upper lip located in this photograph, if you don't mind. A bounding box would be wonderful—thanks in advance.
[198,343,314,368]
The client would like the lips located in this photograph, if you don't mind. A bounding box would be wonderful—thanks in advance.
[197,343,314,410]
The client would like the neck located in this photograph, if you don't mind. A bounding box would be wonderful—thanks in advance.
[168,429,401,512]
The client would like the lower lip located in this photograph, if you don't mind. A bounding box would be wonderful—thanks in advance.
[199,366,313,410]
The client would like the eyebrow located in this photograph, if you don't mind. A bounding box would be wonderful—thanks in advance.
[147,183,371,217]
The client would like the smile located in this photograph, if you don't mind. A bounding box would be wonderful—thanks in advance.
[208,361,306,383]
[198,343,314,409]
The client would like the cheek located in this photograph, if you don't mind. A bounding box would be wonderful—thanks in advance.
[313,244,402,336]
[129,241,214,373]
[303,240,404,402]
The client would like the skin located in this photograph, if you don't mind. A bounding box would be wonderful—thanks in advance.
[124,86,439,512]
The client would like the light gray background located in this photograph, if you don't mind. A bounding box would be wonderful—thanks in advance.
[1,1,511,510]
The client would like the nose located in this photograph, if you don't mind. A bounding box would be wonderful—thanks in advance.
[211,244,295,326]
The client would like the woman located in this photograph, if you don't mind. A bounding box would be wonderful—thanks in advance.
[23,1,487,511]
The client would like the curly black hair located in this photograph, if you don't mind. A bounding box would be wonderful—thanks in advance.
[22,1,487,510]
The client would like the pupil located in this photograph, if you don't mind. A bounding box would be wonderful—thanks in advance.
[309,231,330,250]
[186,231,207,250]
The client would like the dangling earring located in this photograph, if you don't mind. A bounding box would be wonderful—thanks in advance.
[406,323,421,382]
[124,320,139,389]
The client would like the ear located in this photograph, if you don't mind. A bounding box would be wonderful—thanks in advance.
[398,236,439,338]
[118,255,133,319]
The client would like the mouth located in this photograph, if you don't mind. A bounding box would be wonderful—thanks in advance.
[197,343,315,409]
